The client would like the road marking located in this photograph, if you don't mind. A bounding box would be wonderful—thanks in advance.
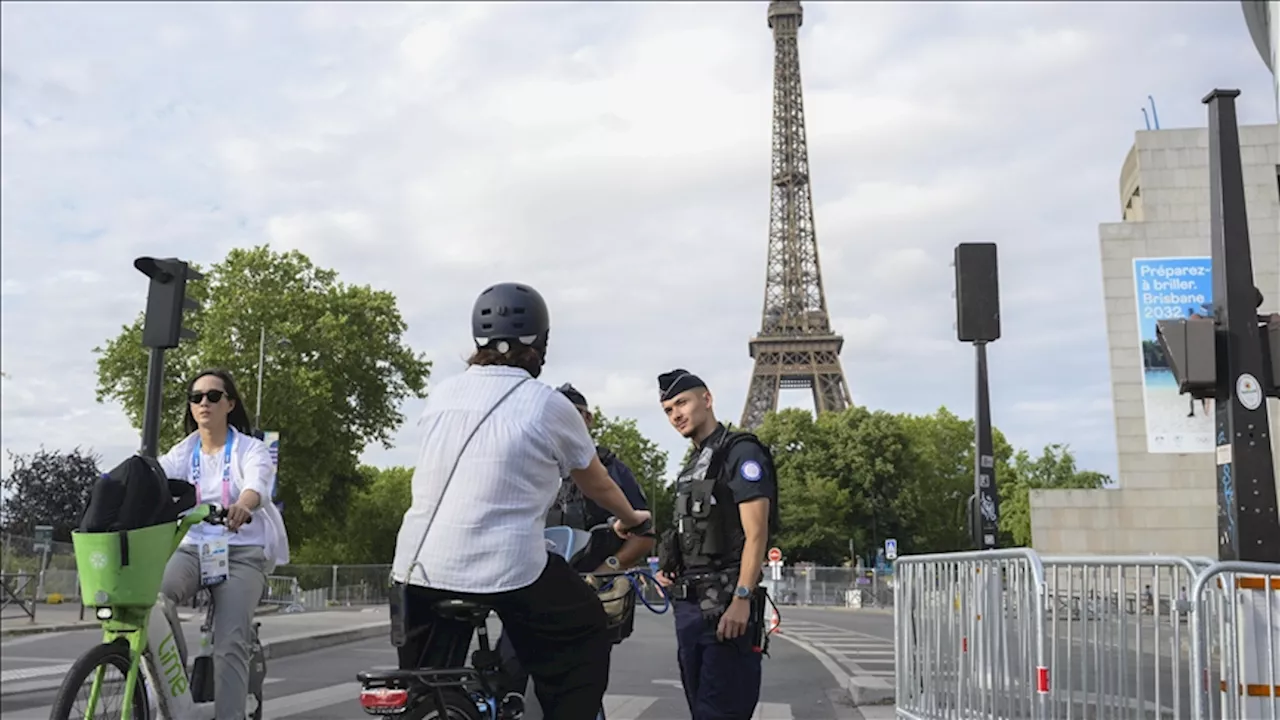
[769,617,897,700]
[752,702,794,719]
[9,684,799,720]
[0,663,72,682]
[0,631,79,648]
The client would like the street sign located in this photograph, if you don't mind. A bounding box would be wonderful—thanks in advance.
[767,547,782,563]
[33,525,53,553]
[884,538,898,561]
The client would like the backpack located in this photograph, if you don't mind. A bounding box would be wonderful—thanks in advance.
[79,454,197,533]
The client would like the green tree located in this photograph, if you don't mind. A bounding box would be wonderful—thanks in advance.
[589,410,672,532]
[755,408,851,564]
[294,465,412,564]
[896,407,1018,553]
[93,246,431,547]
[998,443,1110,546]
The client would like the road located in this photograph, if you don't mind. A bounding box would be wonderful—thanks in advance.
[1,606,898,720]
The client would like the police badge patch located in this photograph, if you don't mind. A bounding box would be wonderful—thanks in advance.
[739,460,763,482]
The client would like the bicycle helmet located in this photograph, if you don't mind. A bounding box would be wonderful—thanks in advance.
[471,282,551,352]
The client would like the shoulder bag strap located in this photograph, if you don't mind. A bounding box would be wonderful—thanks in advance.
[403,376,531,585]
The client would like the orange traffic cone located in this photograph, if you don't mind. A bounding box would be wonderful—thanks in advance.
[768,606,781,634]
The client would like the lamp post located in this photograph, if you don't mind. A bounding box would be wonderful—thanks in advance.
[254,327,290,432]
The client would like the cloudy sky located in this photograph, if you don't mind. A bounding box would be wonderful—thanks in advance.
[1,1,1276,486]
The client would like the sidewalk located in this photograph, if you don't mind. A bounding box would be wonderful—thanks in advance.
[0,606,390,697]
[1,601,289,637]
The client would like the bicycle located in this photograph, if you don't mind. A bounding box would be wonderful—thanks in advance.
[358,521,669,720]
[49,502,267,720]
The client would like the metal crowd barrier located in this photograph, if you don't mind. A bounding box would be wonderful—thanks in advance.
[895,549,1279,720]
[261,574,306,613]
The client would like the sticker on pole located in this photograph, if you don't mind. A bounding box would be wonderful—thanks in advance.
[1236,374,1262,411]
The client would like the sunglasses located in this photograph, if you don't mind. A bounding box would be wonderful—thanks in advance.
[188,390,228,405]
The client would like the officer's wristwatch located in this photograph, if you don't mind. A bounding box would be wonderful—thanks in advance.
[733,585,752,601]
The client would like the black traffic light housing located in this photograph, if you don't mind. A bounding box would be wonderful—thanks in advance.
[1156,299,1280,401]
[134,256,202,458]
[135,257,202,350]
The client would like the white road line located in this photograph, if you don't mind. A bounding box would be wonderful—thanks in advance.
[8,682,796,719]
[752,702,795,719]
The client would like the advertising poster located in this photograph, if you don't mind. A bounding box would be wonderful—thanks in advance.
[1132,257,1214,453]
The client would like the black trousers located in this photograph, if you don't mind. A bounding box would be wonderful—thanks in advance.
[396,552,611,720]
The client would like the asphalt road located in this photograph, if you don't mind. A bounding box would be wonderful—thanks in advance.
[2,607,897,720]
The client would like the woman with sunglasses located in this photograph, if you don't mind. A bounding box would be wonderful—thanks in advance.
[155,368,290,720]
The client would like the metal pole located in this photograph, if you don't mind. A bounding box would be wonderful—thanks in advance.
[974,341,1000,550]
[1203,88,1280,562]
[255,326,266,428]
[140,347,166,458]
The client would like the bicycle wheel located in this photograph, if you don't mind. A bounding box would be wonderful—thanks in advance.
[48,639,150,720]
[402,687,485,720]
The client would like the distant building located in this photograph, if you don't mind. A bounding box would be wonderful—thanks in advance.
[1029,121,1279,555]
[1242,1,1278,119]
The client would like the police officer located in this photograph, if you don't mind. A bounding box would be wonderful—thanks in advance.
[653,369,780,720]
[496,383,657,706]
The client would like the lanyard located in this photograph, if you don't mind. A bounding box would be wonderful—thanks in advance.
[191,427,236,507]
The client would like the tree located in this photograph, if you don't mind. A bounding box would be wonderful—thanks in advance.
[293,465,412,565]
[1,448,102,540]
[998,443,1109,546]
[751,405,1104,563]
[589,410,672,533]
[93,245,431,546]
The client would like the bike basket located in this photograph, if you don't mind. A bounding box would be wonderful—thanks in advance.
[594,575,637,645]
[73,522,180,607]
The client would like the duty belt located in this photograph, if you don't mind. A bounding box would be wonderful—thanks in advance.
[669,567,739,602]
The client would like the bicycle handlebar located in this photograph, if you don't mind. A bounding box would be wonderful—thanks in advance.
[201,503,253,526]
[605,516,655,537]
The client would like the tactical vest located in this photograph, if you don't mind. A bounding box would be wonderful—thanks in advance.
[673,430,775,570]
[546,446,617,530]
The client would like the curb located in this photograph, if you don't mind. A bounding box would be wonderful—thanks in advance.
[1,605,281,639]
[0,620,388,698]
[846,675,895,706]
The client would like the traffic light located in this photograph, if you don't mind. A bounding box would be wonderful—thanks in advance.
[1157,313,1280,399]
[134,257,202,349]
[1155,317,1217,399]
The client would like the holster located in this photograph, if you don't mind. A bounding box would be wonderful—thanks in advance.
[389,581,409,647]
[657,528,684,577]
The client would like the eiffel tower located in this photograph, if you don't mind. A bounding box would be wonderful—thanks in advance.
[740,0,852,431]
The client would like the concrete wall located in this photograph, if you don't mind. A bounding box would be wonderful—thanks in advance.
[1030,123,1280,557]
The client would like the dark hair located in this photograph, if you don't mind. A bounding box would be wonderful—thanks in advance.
[466,345,544,378]
[183,368,254,436]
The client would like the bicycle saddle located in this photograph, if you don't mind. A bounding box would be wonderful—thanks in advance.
[434,598,493,624]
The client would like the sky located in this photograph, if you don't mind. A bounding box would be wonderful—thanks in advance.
[1,1,1277,487]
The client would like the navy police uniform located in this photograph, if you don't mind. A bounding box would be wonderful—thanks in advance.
[657,370,780,720]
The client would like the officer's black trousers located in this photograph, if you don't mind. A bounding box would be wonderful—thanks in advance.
[673,598,763,720]
[396,552,611,720]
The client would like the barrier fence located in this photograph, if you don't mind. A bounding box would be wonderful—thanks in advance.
[769,565,896,608]
[894,548,1279,720]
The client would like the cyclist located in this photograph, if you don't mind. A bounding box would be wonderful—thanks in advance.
[155,368,291,720]
[495,382,656,703]
[389,282,652,720]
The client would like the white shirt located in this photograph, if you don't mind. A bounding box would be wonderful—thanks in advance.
[159,429,291,573]
[391,365,597,593]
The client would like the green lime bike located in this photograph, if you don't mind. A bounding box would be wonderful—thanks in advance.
[48,502,266,720]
